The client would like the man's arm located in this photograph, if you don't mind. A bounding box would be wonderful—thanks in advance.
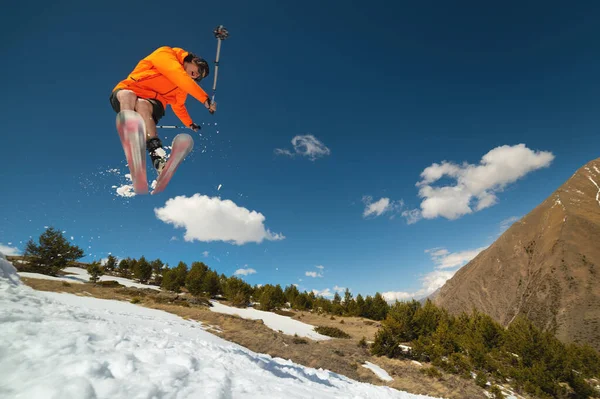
[149,47,210,105]
[171,91,193,127]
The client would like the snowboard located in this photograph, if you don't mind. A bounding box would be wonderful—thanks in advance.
[151,133,194,195]
[116,110,148,194]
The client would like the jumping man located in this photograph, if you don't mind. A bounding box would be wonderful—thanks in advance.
[110,46,217,172]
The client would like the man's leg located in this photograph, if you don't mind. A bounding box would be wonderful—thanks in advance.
[135,98,166,172]
[134,98,157,140]
[115,89,138,112]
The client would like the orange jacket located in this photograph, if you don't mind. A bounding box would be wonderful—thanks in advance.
[113,46,209,127]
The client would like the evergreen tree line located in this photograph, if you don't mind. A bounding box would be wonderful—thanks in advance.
[102,254,164,285]
[371,299,600,399]
[141,257,393,321]
[21,227,392,320]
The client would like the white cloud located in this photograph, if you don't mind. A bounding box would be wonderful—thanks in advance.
[500,216,521,232]
[170,236,178,241]
[0,243,21,256]
[315,265,325,270]
[333,285,345,292]
[154,194,285,245]
[313,288,333,298]
[425,246,487,269]
[401,209,422,225]
[363,197,391,217]
[414,144,554,221]
[274,148,293,157]
[305,271,323,278]
[234,268,257,276]
[362,197,404,219]
[275,135,331,161]
[382,246,487,303]
[202,251,209,257]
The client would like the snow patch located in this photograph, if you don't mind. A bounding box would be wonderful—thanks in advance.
[362,361,393,382]
[209,300,331,341]
[587,176,600,207]
[0,253,21,286]
[17,267,161,291]
[1,271,436,398]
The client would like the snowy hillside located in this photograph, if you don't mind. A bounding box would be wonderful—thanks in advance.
[18,266,161,291]
[0,254,441,399]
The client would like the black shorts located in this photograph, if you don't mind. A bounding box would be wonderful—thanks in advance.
[109,89,165,124]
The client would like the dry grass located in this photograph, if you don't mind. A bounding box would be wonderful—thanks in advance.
[21,277,491,399]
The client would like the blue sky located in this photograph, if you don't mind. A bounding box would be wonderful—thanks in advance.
[2,1,600,300]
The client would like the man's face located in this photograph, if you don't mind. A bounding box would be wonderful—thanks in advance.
[185,62,204,81]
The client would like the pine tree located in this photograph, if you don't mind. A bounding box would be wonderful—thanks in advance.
[223,276,252,307]
[284,284,300,305]
[133,256,152,284]
[186,262,207,296]
[104,254,117,273]
[86,261,104,283]
[385,299,421,341]
[117,258,131,278]
[174,261,188,288]
[371,292,389,321]
[274,284,286,307]
[161,268,180,292]
[258,285,277,311]
[412,299,446,338]
[332,292,344,315]
[364,295,374,319]
[293,292,310,310]
[202,270,221,297]
[343,288,358,315]
[24,227,84,275]
[150,258,165,285]
[355,294,366,317]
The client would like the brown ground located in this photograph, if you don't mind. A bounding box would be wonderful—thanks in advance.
[21,277,514,399]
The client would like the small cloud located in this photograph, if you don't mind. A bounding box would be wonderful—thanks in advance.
[305,271,323,278]
[275,135,331,161]
[274,148,294,157]
[401,209,422,225]
[381,246,487,302]
[425,246,487,269]
[500,216,521,232]
[234,268,257,276]
[170,236,178,241]
[315,265,325,270]
[333,285,345,292]
[202,251,209,257]
[0,243,21,256]
[312,288,333,298]
[362,196,404,219]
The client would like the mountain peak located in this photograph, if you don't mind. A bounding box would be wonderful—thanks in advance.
[434,158,600,349]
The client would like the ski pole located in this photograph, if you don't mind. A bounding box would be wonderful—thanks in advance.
[211,25,229,103]
[156,125,187,129]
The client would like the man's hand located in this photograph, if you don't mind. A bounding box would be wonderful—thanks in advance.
[204,99,217,114]
[189,122,201,132]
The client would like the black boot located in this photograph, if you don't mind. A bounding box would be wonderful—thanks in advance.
[147,137,166,173]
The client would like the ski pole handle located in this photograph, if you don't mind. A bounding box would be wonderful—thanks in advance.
[211,25,229,102]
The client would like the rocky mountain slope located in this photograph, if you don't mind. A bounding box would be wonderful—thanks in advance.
[434,158,600,349]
